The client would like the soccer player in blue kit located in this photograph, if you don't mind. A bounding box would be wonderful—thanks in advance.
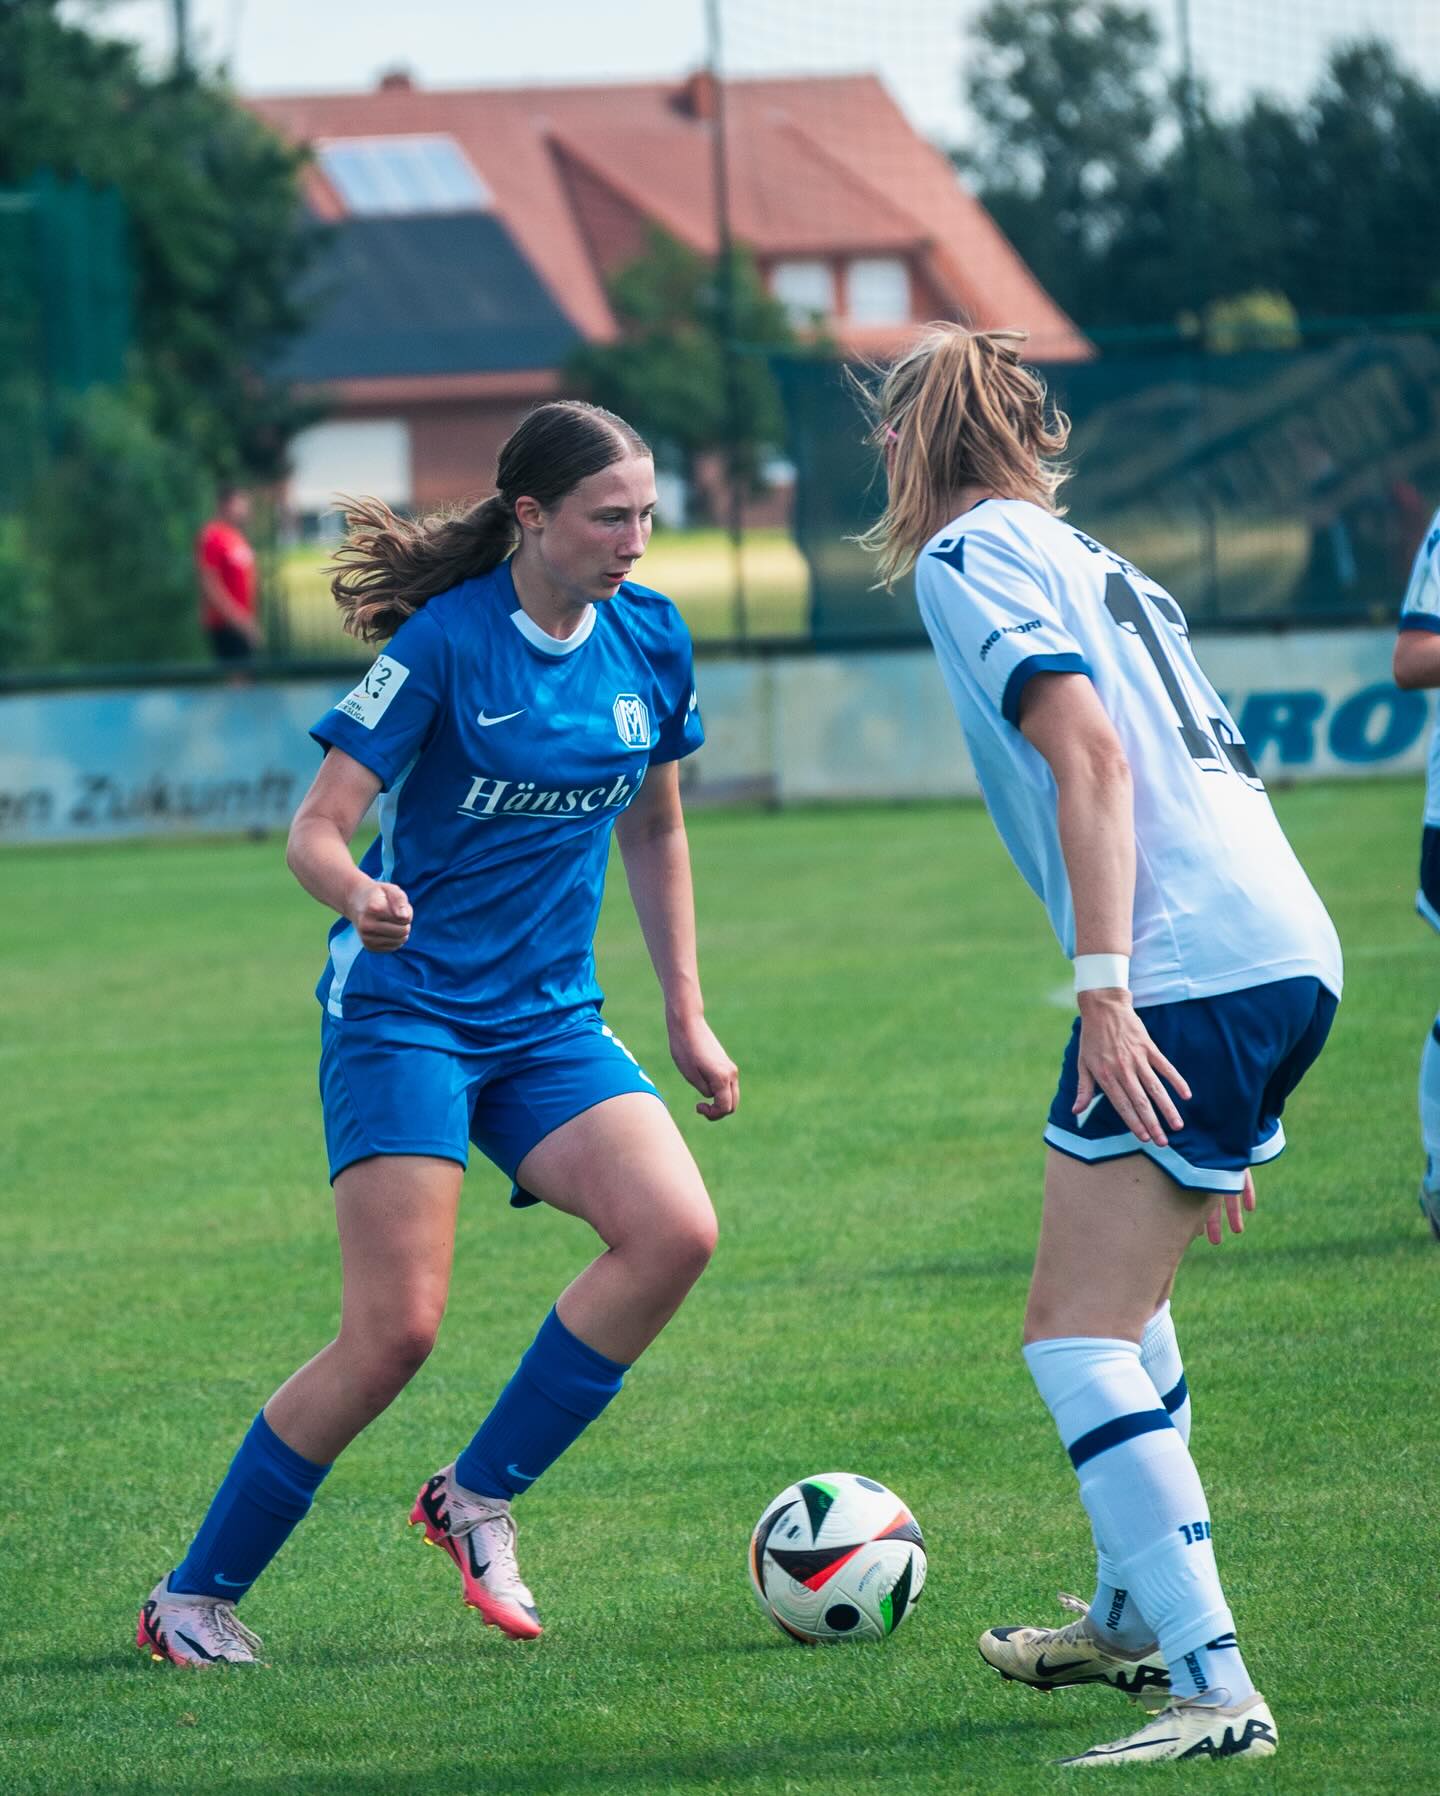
[137,400,738,1665]
[1391,501,1440,1239]
[858,328,1342,1766]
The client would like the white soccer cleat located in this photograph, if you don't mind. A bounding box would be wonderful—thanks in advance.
[135,1575,265,1667]
[978,1592,1171,1709]
[410,1466,543,1638]
[1058,1692,1278,1765]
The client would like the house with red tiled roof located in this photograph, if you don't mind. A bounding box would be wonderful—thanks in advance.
[253,69,1088,521]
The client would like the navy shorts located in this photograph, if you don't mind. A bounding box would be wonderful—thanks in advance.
[319,1006,663,1203]
[1418,825,1440,933]
[1044,976,1337,1193]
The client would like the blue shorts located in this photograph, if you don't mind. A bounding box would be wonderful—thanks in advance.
[319,1006,663,1203]
[1418,825,1440,933]
[1044,976,1337,1194]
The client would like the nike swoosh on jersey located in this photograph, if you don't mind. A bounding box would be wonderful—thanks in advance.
[477,708,526,726]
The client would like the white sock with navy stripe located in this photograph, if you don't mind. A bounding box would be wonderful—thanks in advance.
[1419,1014,1440,1189]
[1024,1336,1255,1705]
[1088,1303,1191,1652]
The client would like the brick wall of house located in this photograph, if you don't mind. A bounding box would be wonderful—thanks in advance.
[407,401,533,510]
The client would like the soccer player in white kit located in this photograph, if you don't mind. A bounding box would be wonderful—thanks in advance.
[1391,504,1440,1239]
[858,326,1342,1767]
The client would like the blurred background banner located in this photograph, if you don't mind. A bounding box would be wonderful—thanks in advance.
[1,0,1437,774]
[0,625,1423,842]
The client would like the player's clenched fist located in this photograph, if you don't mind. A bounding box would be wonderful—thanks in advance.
[348,879,413,951]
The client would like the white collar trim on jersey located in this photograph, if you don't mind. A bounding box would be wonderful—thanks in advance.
[507,602,596,656]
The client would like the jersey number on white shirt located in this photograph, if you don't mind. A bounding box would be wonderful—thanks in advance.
[1103,573,1262,788]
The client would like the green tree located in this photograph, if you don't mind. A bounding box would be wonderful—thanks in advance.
[0,0,317,484]
[960,0,1163,322]
[566,230,811,520]
[1242,42,1440,320]
[0,0,318,666]
[1082,36,1439,335]
[26,385,211,667]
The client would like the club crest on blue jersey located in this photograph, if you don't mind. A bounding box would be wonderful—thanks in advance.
[613,693,651,750]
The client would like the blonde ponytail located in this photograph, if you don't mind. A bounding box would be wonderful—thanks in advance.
[853,325,1071,587]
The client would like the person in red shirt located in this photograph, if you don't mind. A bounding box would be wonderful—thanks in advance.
[196,487,262,663]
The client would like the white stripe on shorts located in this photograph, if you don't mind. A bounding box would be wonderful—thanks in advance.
[1042,1120,1287,1192]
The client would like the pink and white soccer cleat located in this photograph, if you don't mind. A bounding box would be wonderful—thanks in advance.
[136,1575,265,1667]
[410,1465,543,1639]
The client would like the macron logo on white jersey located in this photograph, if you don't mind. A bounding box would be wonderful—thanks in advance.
[336,656,409,729]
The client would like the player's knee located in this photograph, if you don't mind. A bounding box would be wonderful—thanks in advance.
[652,1196,718,1287]
[354,1307,444,1392]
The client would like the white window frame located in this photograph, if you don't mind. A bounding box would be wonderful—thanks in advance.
[771,258,836,324]
[845,257,911,327]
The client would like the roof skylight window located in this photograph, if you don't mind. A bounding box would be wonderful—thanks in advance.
[318,137,491,215]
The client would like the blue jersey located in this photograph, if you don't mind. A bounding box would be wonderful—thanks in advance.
[1397,507,1440,826]
[310,559,703,1036]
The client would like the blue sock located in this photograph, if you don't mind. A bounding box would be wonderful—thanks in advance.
[170,1410,331,1603]
[1419,1014,1440,1186]
[454,1307,628,1501]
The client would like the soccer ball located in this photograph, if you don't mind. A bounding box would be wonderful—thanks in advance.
[748,1472,926,1643]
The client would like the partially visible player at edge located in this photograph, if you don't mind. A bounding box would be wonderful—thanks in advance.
[1391,502,1440,1240]
[858,326,1342,1768]
[137,400,738,1666]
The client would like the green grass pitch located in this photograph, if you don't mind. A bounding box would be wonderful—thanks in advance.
[4,780,1438,1794]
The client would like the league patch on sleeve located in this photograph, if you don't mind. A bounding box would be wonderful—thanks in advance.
[335,656,410,728]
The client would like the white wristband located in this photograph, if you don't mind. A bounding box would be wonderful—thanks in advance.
[1073,953,1130,994]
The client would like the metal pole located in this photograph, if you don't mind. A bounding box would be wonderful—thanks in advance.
[172,0,191,76]
[1174,0,1220,616]
[704,0,749,640]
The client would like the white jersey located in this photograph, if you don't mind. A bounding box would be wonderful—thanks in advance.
[1396,505,1440,827]
[915,498,1343,1006]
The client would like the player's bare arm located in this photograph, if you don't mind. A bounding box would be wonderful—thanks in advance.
[1018,669,1190,1147]
[616,759,738,1120]
[1392,628,1440,690]
[286,748,412,951]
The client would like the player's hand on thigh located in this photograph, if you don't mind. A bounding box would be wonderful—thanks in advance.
[1075,989,1191,1147]
[668,1015,739,1119]
[1204,1167,1256,1247]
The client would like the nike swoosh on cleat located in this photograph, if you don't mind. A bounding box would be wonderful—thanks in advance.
[506,1464,539,1483]
[1065,1738,1181,1762]
[175,1629,222,1662]
[1034,1653,1093,1678]
[478,709,525,726]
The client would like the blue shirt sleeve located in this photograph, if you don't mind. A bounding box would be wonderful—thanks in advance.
[649,621,705,765]
[310,610,449,789]
[1398,519,1440,634]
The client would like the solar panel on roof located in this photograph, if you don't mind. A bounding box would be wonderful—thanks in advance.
[318,137,492,215]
